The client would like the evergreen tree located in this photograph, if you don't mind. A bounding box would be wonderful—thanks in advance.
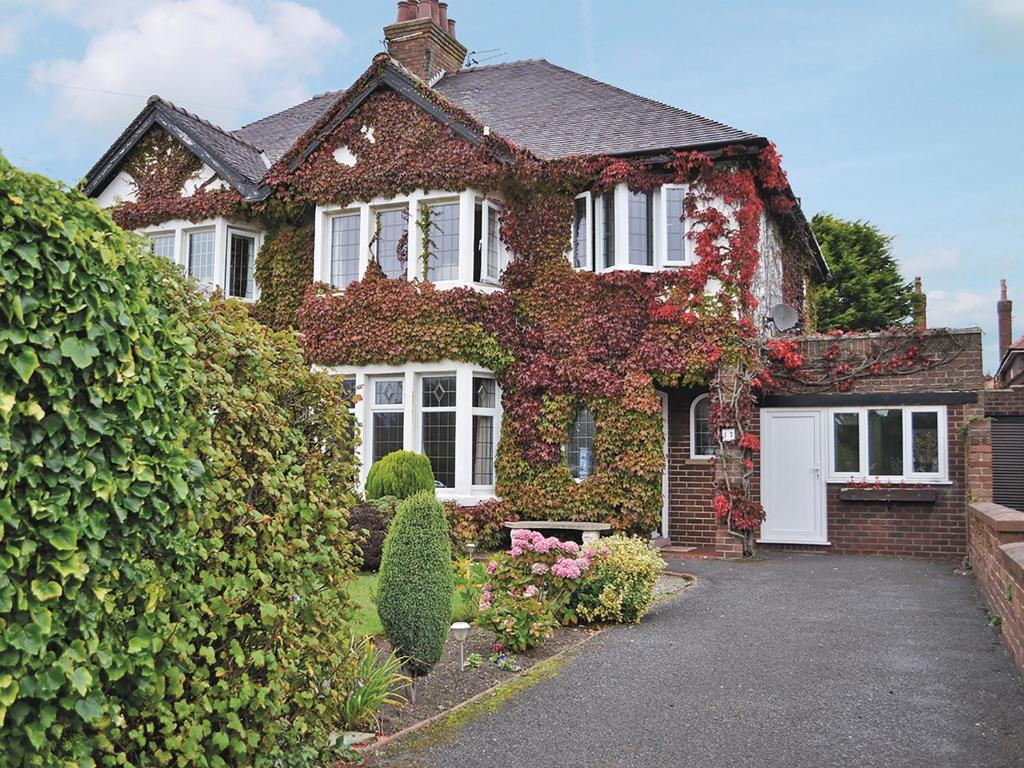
[811,213,916,331]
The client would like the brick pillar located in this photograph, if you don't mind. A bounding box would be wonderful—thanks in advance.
[967,418,992,504]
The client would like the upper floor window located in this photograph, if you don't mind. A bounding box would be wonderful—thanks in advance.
[567,408,595,480]
[374,207,408,279]
[690,394,716,459]
[315,190,509,291]
[425,201,460,282]
[227,230,256,300]
[628,191,654,266]
[571,183,692,273]
[330,212,360,289]
[828,406,946,482]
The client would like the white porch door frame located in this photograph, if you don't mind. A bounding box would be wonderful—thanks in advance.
[759,408,829,545]
[660,391,670,539]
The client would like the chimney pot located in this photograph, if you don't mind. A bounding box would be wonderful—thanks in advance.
[417,0,432,19]
[913,277,927,329]
[438,2,449,29]
[448,18,456,38]
[397,1,416,22]
[998,278,1013,364]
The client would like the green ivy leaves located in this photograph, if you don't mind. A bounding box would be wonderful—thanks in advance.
[59,337,99,369]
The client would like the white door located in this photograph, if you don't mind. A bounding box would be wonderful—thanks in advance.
[760,409,828,545]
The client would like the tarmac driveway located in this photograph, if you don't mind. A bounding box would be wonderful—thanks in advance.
[379,553,1024,768]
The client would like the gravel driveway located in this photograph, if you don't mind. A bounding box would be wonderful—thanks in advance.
[376,553,1024,768]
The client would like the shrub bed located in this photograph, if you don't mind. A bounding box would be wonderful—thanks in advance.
[446,498,518,552]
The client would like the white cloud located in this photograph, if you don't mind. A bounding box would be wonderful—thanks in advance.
[31,0,345,135]
[967,0,1024,26]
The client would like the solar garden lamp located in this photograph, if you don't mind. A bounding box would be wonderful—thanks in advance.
[465,542,477,558]
[450,621,471,671]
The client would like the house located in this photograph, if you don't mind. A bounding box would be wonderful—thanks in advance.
[83,0,984,559]
[984,280,1024,511]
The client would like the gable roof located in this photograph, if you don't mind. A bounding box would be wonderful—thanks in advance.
[82,96,272,201]
[435,59,763,159]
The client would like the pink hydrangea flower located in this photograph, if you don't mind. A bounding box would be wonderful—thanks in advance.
[531,562,549,576]
[524,585,539,598]
[558,540,580,554]
[508,546,524,557]
[551,557,582,580]
[486,560,498,574]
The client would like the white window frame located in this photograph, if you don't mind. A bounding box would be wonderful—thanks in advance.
[314,189,504,292]
[370,202,411,280]
[147,231,176,261]
[368,375,406,467]
[479,198,510,285]
[321,361,500,503]
[139,218,263,295]
[470,375,499,489]
[690,393,716,459]
[825,405,948,483]
[570,191,593,271]
[658,183,693,266]
[593,189,616,273]
[325,209,362,290]
[419,372,458,490]
[185,226,217,289]
[224,227,259,302]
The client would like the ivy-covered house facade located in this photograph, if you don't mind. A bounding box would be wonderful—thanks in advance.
[83,1,983,558]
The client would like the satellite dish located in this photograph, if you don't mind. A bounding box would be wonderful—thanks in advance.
[770,303,800,332]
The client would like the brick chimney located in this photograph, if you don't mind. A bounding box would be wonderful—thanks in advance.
[385,0,468,82]
[998,278,1013,362]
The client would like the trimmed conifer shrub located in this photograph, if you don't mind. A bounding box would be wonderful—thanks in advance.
[365,450,435,500]
[377,490,453,676]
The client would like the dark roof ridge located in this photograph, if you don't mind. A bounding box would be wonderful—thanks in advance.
[451,58,547,74]
[146,95,264,154]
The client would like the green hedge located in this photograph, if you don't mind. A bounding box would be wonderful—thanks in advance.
[0,155,361,767]
[0,154,198,765]
[365,450,435,500]
[377,491,453,676]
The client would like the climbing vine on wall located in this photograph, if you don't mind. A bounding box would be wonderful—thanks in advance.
[103,78,824,551]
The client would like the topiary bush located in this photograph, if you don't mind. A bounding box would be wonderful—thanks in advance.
[377,490,453,676]
[349,497,397,570]
[575,535,666,624]
[365,450,435,501]
[0,154,198,765]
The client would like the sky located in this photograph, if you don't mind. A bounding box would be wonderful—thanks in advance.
[1,0,1021,372]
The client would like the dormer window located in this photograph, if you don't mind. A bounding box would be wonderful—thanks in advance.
[226,230,256,300]
[570,183,692,272]
[187,229,215,288]
[480,199,510,283]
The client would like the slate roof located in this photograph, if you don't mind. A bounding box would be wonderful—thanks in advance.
[233,91,341,164]
[435,59,762,159]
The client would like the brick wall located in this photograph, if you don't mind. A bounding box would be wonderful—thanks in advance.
[969,503,1024,677]
[665,389,716,548]
[985,385,1024,417]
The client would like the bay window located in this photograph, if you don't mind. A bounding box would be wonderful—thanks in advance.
[143,218,262,297]
[316,190,509,290]
[338,362,501,502]
[594,190,615,270]
[662,185,689,264]
[828,406,947,482]
[572,193,591,270]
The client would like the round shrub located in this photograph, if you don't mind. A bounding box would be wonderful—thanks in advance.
[575,535,666,624]
[365,450,435,500]
[0,154,197,764]
[349,497,397,570]
[377,490,453,676]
